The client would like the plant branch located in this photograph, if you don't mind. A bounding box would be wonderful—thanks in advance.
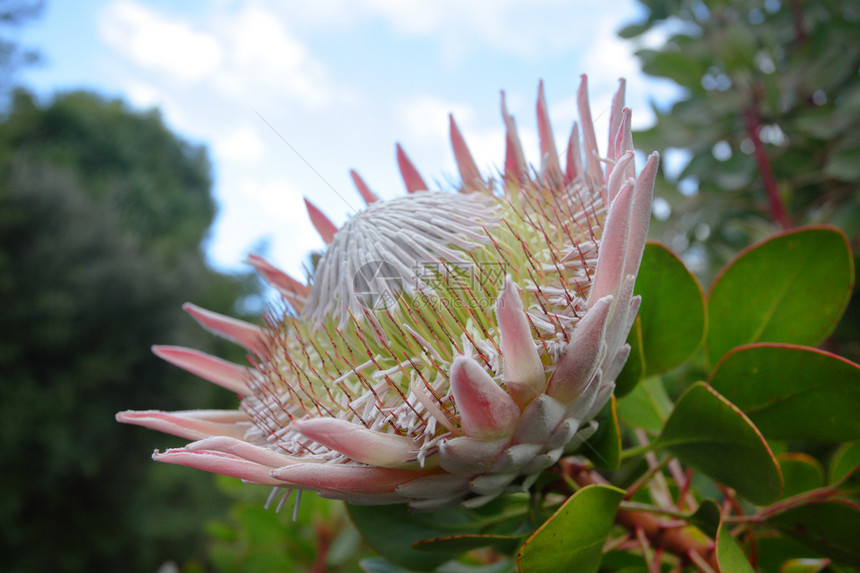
[744,95,792,229]
[625,456,671,501]
[790,0,807,44]
[619,501,691,520]
[562,459,719,570]
[620,441,662,460]
[312,519,331,573]
[727,485,843,524]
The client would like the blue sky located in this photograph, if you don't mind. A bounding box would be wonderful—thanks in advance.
[18,0,678,278]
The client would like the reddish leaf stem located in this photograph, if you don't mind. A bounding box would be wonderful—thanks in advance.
[744,99,792,229]
[312,520,331,573]
[563,460,719,570]
[790,0,807,44]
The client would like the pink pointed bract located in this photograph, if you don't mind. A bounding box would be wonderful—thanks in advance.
[117,76,658,510]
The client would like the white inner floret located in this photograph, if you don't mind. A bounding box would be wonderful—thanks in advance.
[303,191,501,327]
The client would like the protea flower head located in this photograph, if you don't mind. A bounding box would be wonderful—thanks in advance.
[117,75,658,511]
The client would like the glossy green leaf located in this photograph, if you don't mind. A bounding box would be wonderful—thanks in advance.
[625,242,706,383]
[517,485,624,573]
[585,396,621,471]
[756,536,827,573]
[710,344,860,441]
[830,440,860,489]
[768,499,860,568]
[778,454,825,499]
[658,382,783,505]
[716,517,755,572]
[615,315,645,397]
[598,551,651,573]
[690,499,755,571]
[413,533,522,554]
[689,499,721,538]
[777,558,831,573]
[706,227,854,366]
[616,376,673,435]
[349,503,474,571]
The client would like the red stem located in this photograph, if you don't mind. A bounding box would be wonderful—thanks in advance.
[790,0,807,44]
[312,520,331,573]
[563,460,719,570]
[744,100,792,229]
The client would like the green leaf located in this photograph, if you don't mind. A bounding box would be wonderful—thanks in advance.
[618,242,706,390]
[617,376,673,435]
[690,499,755,571]
[829,440,860,490]
[777,558,831,573]
[585,396,621,471]
[689,499,721,538]
[640,49,705,87]
[658,382,783,505]
[413,534,522,554]
[825,143,860,180]
[348,504,475,571]
[714,24,757,73]
[778,454,825,499]
[756,535,826,573]
[618,21,652,38]
[716,516,755,572]
[517,485,624,573]
[616,315,645,397]
[710,343,860,441]
[706,227,854,367]
[768,499,860,568]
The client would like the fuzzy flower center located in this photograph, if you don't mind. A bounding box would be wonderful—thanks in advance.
[241,177,607,461]
[303,191,501,326]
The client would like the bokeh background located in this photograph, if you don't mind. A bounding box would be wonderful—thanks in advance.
[1,0,857,571]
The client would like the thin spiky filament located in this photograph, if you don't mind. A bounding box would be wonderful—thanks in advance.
[243,162,608,461]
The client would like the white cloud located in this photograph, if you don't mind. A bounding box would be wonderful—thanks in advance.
[362,0,443,34]
[213,126,265,163]
[121,79,190,130]
[99,0,334,109]
[398,95,474,143]
[357,0,625,59]
[244,0,635,61]
[99,0,222,84]
[456,125,507,175]
[210,5,333,108]
[122,79,161,108]
[207,176,323,275]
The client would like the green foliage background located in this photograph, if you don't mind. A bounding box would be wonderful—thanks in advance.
[0,89,258,571]
[627,0,860,277]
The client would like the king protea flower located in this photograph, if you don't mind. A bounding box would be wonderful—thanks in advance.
[117,75,658,511]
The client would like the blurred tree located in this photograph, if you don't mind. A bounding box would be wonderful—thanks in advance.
[622,0,860,277]
[0,89,259,572]
[0,0,43,95]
